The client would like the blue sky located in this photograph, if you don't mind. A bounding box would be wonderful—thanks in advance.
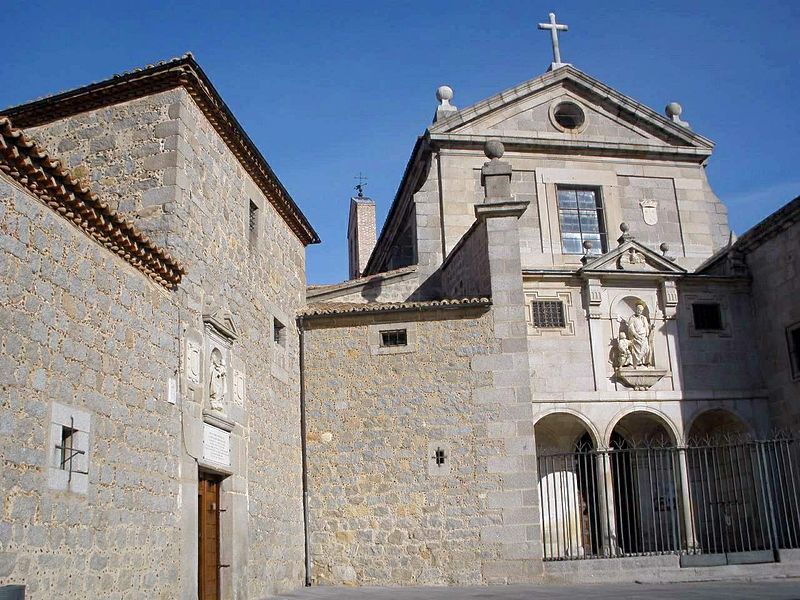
[2,1,798,284]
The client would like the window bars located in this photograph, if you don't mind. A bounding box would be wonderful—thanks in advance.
[54,416,87,483]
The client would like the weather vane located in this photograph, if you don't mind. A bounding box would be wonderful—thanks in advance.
[354,172,368,198]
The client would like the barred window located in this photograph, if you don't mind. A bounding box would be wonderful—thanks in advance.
[531,300,566,328]
[557,187,607,255]
[248,200,259,247]
[380,329,407,347]
[692,303,723,331]
[788,323,800,379]
[274,318,285,346]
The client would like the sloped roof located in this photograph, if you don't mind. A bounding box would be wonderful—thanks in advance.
[0,116,185,287]
[1,54,320,246]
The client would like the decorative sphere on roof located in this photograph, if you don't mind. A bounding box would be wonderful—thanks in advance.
[665,102,683,118]
[660,242,670,253]
[484,139,505,160]
[582,240,593,251]
[620,222,630,233]
[436,85,454,103]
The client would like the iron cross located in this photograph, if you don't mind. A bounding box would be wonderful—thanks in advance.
[538,12,569,67]
[354,172,368,198]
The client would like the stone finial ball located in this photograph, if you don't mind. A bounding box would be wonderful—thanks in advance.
[436,85,454,103]
[484,139,505,160]
[582,240,593,250]
[620,222,630,233]
[665,102,683,117]
[660,242,670,253]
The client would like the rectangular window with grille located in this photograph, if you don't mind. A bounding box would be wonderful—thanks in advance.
[788,323,800,379]
[248,200,259,247]
[274,318,285,346]
[557,187,607,255]
[531,300,566,328]
[380,329,407,347]
[692,302,723,331]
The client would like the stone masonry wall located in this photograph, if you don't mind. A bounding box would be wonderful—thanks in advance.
[1,176,182,599]
[24,88,308,597]
[747,219,800,428]
[440,220,490,299]
[303,309,516,585]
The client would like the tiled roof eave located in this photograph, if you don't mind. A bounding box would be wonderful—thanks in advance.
[0,116,186,288]
[299,297,492,319]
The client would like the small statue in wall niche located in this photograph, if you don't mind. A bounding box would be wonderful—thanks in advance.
[613,332,633,368]
[626,303,655,368]
[208,349,226,412]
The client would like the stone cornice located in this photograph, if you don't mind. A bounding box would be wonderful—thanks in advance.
[428,132,712,163]
[0,54,320,246]
[0,116,185,288]
[299,297,492,321]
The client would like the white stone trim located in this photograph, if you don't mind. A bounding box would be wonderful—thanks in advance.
[48,402,91,494]
[525,290,575,336]
[369,321,418,355]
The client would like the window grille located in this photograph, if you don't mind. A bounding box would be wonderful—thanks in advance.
[54,416,87,482]
[556,187,607,255]
[692,303,723,331]
[380,329,407,347]
[248,200,258,233]
[531,301,566,328]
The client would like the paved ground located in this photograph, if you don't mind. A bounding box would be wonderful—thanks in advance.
[273,580,800,599]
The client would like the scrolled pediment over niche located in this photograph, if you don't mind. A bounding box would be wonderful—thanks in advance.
[202,297,239,343]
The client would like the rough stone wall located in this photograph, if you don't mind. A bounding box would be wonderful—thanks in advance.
[23,88,308,597]
[440,220,490,299]
[746,220,800,428]
[303,310,515,585]
[0,176,182,599]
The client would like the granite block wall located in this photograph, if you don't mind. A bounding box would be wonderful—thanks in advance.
[0,176,182,599]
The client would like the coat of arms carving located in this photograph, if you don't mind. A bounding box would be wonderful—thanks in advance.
[640,199,658,226]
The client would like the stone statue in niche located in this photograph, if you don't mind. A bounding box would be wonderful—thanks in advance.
[613,332,633,368]
[626,303,654,367]
[208,348,226,412]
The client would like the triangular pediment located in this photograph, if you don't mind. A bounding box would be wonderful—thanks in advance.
[579,238,686,276]
[429,66,713,152]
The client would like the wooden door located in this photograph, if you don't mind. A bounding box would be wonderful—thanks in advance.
[198,475,221,600]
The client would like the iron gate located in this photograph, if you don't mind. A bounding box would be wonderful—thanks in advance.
[537,436,800,564]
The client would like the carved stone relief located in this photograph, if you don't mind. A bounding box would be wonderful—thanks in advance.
[208,348,227,413]
[611,298,667,390]
[640,199,658,226]
[233,369,246,408]
[187,340,202,385]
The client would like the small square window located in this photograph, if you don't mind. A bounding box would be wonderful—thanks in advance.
[531,301,566,328]
[380,329,407,347]
[274,318,285,346]
[787,323,800,380]
[692,303,723,331]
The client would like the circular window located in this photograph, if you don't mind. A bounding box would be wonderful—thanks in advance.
[552,101,586,131]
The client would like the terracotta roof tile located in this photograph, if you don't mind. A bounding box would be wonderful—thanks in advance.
[0,116,185,288]
[300,297,491,318]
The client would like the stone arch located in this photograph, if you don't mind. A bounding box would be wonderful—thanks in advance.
[686,407,752,441]
[534,410,603,559]
[534,409,601,452]
[604,407,679,448]
[609,293,657,321]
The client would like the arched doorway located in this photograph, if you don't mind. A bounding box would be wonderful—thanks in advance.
[685,409,767,559]
[608,411,680,555]
[534,412,601,559]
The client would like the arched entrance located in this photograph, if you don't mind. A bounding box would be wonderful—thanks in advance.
[534,412,602,559]
[608,411,680,555]
[685,409,768,561]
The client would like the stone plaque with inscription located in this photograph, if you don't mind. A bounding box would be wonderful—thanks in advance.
[202,423,231,466]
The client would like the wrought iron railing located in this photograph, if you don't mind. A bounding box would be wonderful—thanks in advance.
[537,436,800,562]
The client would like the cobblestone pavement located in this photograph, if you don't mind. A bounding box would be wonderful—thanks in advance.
[273,579,800,599]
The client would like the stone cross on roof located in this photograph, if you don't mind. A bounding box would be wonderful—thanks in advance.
[538,12,570,71]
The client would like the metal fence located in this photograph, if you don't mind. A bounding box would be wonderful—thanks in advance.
[537,436,800,563]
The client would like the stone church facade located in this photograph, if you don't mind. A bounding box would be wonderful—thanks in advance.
[1,50,799,600]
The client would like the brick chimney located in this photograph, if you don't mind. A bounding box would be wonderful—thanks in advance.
[347,191,377,279]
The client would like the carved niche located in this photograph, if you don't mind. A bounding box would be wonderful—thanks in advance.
[611,297,668,391]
